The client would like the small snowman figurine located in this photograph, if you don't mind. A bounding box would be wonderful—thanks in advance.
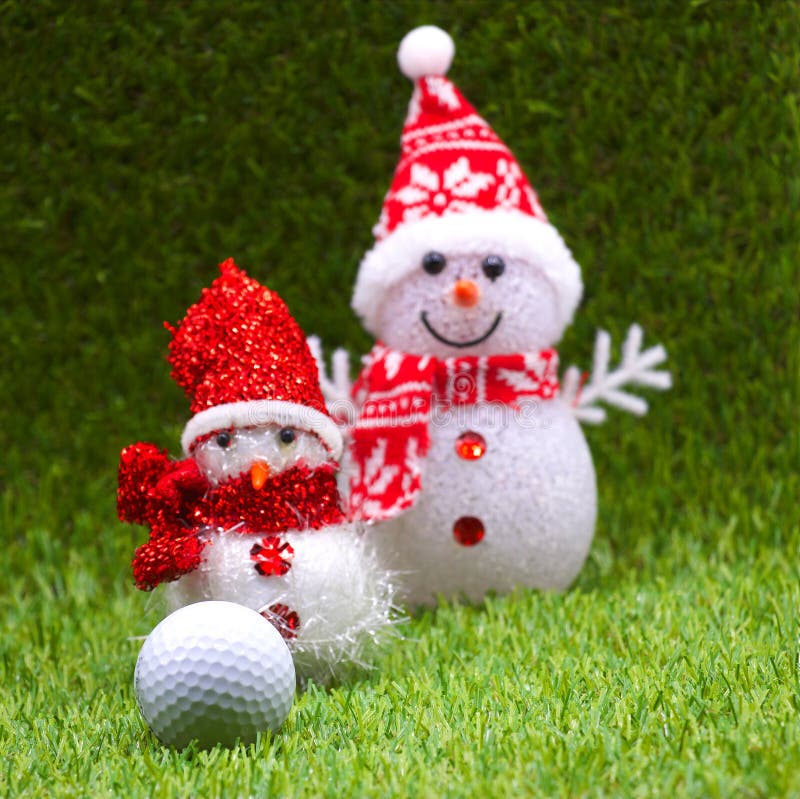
[315,27,670,607]
[118,260,395,682]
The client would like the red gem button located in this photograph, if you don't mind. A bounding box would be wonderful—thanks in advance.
[455,431,486,460]
[453,516,485,547]
[261,603,300,640]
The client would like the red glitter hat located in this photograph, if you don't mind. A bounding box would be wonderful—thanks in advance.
[169,259,342,459]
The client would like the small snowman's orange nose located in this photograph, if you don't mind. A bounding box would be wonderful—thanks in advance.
[250,461,271,490]
[452,279,481,308]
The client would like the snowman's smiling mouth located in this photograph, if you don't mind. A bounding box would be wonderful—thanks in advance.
[420,311,503,348]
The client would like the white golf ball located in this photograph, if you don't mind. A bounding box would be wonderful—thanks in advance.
[134,601,295,748]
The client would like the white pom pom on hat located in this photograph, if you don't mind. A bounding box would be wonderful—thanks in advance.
[397,25,455,80]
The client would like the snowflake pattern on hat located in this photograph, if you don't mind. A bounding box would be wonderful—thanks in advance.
[374,74,547,241]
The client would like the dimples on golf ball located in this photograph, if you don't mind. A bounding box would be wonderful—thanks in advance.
[134,601,295,748]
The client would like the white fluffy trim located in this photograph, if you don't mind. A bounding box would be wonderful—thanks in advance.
[352,209,583,338]
[164,524,402,687]
[182,400,343,460]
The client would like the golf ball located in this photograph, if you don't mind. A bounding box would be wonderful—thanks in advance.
[134,601,295,748]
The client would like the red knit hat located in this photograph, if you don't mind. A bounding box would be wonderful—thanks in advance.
[352,26,582,336]
[169,259,342,459]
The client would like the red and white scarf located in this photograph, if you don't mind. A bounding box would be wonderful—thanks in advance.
[349,343,560,522]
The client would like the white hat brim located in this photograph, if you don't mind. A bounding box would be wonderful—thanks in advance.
[352,209,583,338]
[182,400,343,460]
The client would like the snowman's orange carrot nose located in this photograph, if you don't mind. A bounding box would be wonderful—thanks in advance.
[452,279,481,308]
[250,461,271,490]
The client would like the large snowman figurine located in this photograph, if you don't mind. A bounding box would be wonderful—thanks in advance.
[315,27,670,607]
[118,260,395,682]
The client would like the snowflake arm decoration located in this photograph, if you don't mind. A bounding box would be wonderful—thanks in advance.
[307,335,355,430]
[562,324,672,424]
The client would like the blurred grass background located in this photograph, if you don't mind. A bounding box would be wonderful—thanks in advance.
[1,1,798,796]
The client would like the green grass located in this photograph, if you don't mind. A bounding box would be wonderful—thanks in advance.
[1,1,798,796]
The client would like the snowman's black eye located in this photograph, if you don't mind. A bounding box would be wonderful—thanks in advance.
[422,251,446,275]
[278,428,296,446]
[482,255,505,281]
[216,431,232,448]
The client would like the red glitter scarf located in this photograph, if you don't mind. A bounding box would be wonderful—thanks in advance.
[349,343,560,522]
[188,463,344,533]
[118,443,344,590]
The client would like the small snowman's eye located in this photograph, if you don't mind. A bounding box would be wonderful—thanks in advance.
[278,428,296,446]
[422,251,447,275]
[482,255,505,281]
[216,431,232,448]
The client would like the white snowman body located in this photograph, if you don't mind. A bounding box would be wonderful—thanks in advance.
[166,424,395,682]
[350,214,595,606]
[368,399,596,606]
[165,521,390,682]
